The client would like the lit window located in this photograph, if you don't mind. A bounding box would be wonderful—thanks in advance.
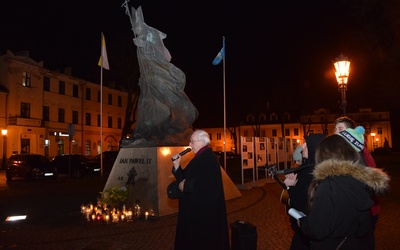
[22,72,31,87]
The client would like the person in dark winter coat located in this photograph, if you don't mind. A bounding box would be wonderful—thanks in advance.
[284,134,326,250]
[171,129,230,250]
[334,116,381,246]
[297,134,390,250]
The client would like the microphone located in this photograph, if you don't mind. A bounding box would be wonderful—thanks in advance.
[171,148,191,161]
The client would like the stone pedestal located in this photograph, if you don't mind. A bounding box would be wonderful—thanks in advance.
[103,146,192,217]
[103,146,241,217]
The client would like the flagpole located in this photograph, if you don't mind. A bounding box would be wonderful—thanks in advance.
[222,36,226,171]
[212,36,226,170]
[100,32,104,178]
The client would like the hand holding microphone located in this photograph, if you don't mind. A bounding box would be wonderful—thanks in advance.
[171,148,191,162]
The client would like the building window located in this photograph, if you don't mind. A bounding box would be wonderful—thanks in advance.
[98,91,101,103]
[217,133,221,140]
[97,114,101,127]
[85,140,91,156]
[270,138,275,149]
[59,81,65,94]
[294,128,299,136]
[108,93,112,105]
[278,138,284,149]
[118,117,122,129]
[58,108,65,122]
[246,114,255,123]
[86,87,91,100]
[118,96,122,107]
[272,129,277,137]
[72,111,78,124]
[85,113,91,126]
[285,129,290,136]
[209,133,213,140]
[261,130,266,137]
[73,84,78,97]
[22,72,31,87]
[377,127,382,135]
[107,140,113,151]
[286,138,290,152]
[43,106,50,121]
[108,116,112,128]
[43,76,50,91]
[21,102,31,118]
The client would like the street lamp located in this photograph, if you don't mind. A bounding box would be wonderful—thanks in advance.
[333,53,351,115]
[2,129,7,169]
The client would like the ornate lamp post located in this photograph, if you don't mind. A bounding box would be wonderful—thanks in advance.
[333,54,351,115]
[2,129,7,169]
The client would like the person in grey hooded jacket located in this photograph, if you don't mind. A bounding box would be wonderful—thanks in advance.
[284,133,325,250]
[297,134,390,250]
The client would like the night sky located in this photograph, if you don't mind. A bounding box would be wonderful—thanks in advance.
[2,0,400,147]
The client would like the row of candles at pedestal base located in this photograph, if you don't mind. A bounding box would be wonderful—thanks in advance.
[80,200,154,223]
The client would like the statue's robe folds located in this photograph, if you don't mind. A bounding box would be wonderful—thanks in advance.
[130,7,198,145]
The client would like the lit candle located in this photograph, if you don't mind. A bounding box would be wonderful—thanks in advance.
[91,213,96,221]
[149,209,155,216]
[120,214,125,222]
[126,210,132,221]
[86,208,91,221]
[113,214,119,223]
[105,214,110,224]
[145,211,149,220]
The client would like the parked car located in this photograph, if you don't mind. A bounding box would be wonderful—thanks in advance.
[213,151,240,160]
[5,154,57,181]
[50,154,100,178]
[93,151,119,174]
[213,151,240,166]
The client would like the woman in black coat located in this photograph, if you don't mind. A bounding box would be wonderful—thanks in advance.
[171,130,230,250]
[297,135,390,250]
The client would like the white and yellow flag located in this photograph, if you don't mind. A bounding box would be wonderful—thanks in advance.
[98,33,110,70]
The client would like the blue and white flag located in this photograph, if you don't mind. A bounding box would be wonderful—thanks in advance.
[212,38,225,65]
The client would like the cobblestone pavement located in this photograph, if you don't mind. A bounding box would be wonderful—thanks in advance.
[0,154,399,250]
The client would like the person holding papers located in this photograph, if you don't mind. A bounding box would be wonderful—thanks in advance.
[292,134,389,250]
[284,134,325,250]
